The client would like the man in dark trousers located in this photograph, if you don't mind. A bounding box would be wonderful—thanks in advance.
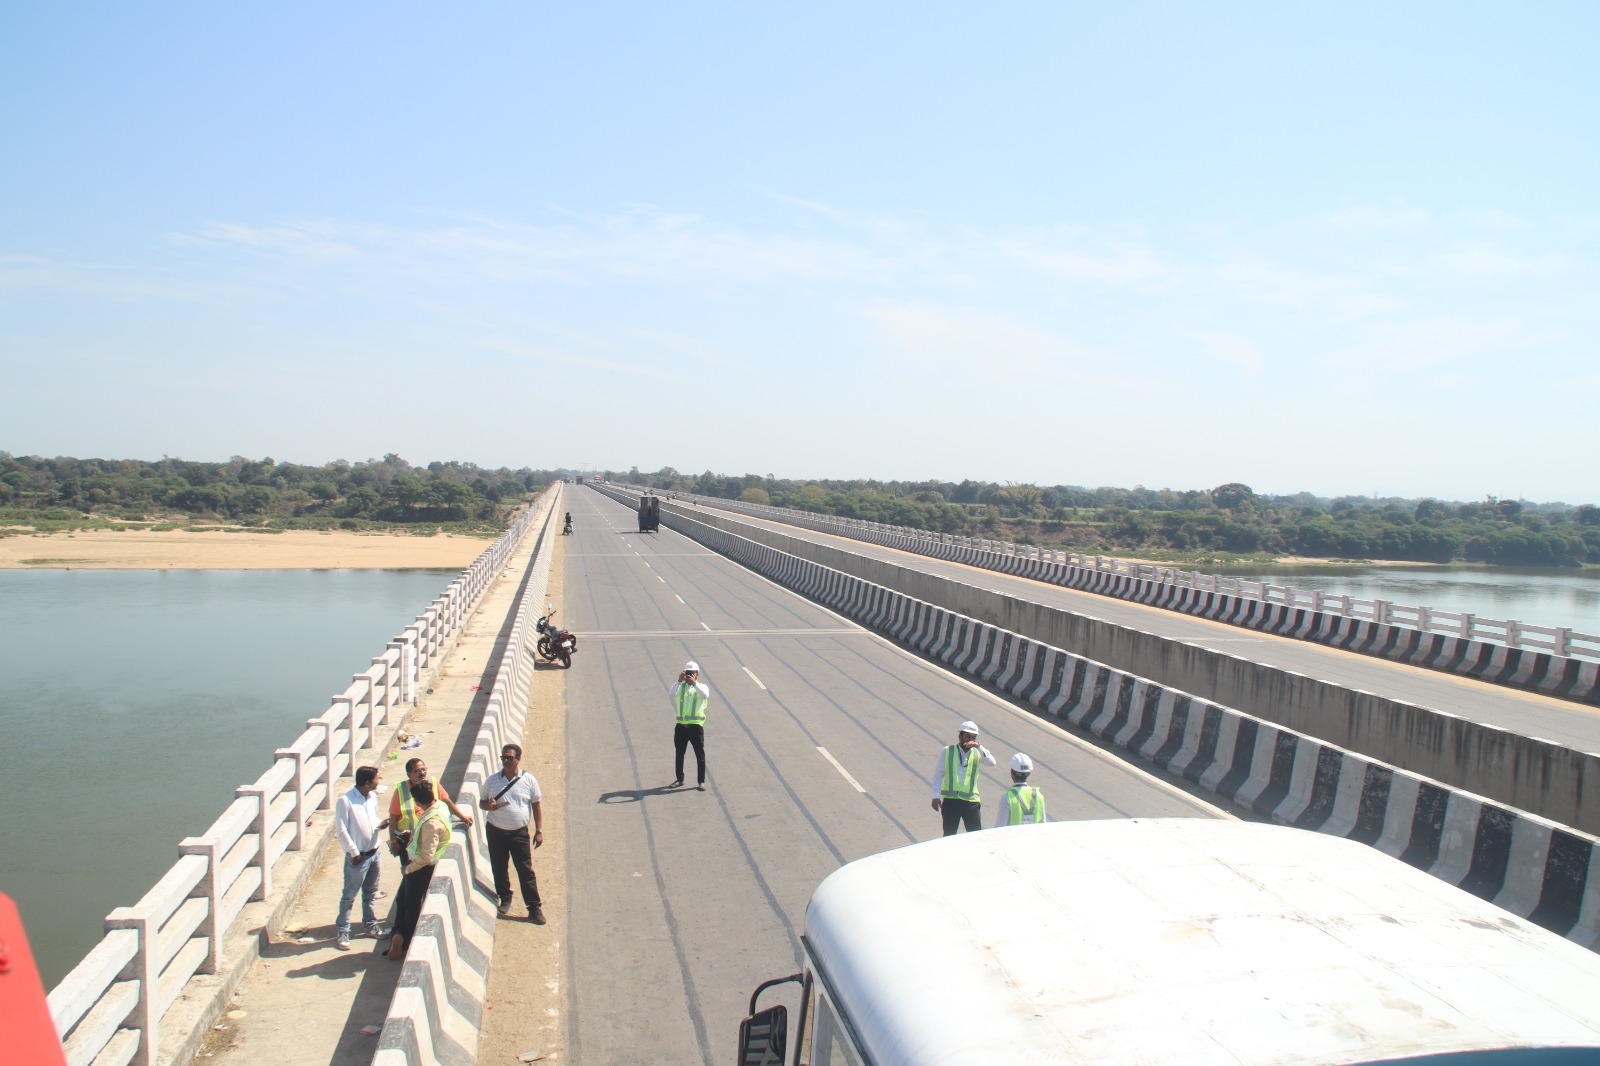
[670,660,710,790]
[479,742,546,924]
[386,780,452,960]
[930,720,996,836]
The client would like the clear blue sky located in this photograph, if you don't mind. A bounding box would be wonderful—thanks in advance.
[3,2,1596,502]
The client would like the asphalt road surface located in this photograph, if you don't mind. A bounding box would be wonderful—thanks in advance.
[558,489,1231,1066]
[699,502,1600,755]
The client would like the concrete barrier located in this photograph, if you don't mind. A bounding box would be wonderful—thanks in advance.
[374,487,559,1066]
[597,487,1600,948]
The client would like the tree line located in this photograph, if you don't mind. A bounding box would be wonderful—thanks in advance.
[616,468,1600,568]
[0,454,554,532]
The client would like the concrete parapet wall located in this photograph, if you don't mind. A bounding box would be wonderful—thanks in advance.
[647,496,1600,840]
[602,487,1600,946]
[375,486,560,1066]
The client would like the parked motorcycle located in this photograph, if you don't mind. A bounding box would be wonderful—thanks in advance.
[535,603,577,668]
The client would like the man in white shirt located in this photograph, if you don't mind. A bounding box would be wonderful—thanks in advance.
[334,765,390,950]
[479,743,546,924]
[930,720,996,837]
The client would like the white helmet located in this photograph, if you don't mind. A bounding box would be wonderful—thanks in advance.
[684,661,700,673]
[1010,752,1033,774]
[958,720,980,737]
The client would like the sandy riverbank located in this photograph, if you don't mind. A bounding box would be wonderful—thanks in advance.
[0,528,493,570]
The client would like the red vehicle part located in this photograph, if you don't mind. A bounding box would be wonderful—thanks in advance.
[0,892,69,1065]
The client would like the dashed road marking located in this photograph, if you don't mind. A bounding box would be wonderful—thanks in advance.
[817,747,866,793]
[742,667,767,690]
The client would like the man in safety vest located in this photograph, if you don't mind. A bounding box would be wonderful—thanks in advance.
[994,752,1047,827]
[386,780,454,960]
[671,660,710,790]
[930,720,996,836]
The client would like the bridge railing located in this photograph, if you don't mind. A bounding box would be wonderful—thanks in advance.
[637,488,1600,663]
[47,488,554,1066]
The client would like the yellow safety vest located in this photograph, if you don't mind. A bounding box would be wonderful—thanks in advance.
[675,683,709,725]
[396,781,446,835]
[410,805,454,864]
[1004,785,1046,825]
[940,745,982,802]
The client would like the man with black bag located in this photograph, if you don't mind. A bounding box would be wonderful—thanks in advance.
[479,742,546,924]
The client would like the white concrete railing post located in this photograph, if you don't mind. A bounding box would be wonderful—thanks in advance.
[333,695,359,760]
[1507,619,1522,648]
[1554,628,1572,656]
[102,906,158,1066]
[275,747,309,851]
[371,657,391,726]
[237,785,272,900]
[306,717,334,810]
[176,836,222,973]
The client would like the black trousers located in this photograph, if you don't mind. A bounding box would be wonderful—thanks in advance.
[941,798,982,837]
[486,823,541,907]
[674,723,706,784]
[392,863,437,944]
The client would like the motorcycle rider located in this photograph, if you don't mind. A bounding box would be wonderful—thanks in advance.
[563,511,573,535]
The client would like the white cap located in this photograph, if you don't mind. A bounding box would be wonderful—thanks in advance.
[684,661,700,673]
[958,720,980,737]
[1010,752,1033,774]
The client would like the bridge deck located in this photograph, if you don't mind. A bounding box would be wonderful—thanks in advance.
[559,488,1231,1065]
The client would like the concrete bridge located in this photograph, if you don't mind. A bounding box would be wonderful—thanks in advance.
[44,481,1600,1065]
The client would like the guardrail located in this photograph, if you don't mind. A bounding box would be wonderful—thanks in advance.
[47,488,554,1066]
[638,488,1600,663]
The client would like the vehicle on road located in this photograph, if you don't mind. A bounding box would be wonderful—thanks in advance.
[738,819,1600,1066]
[639,495,660,533]
[534,603,578,668]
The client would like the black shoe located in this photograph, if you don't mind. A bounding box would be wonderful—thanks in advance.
[672,778,684,788]
[530,906,547,925]
[497,899,512,916]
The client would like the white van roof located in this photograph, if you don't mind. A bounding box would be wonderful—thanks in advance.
[802,819,1600,1065]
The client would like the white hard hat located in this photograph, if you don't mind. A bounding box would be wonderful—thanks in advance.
[1010,752,1033,774]
[958,720,980,737]
[684,661,700,673]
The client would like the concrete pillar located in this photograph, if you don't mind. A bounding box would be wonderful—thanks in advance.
[177,837,222,972]
[333,694,359,758]
[236,785,271,900]
[1460,612,1475,638]
[103,906,158,1066]
[275,747,308,851]
[305,717,334,810]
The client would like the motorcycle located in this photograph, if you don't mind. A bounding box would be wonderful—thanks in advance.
[563,516,573,535]
[535,603,577,668]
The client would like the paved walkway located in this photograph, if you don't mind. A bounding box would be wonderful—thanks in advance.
[193,525,546,1065]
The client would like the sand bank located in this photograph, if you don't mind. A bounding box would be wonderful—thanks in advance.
[0,528,493,570]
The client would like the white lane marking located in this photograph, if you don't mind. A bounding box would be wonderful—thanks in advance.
[817,747,867,793]
[659,575,667,583]
[699,621,710,629]
[675,595,686,604]
[742,666,767,690]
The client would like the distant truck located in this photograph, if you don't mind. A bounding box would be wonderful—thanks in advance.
[738,819,1600,1065]
[638,495,660,533]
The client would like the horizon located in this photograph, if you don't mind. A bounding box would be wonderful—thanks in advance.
[4,4,1596,501]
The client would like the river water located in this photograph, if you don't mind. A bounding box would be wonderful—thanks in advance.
[1217,565,1600,638]
[0,568,458,988]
